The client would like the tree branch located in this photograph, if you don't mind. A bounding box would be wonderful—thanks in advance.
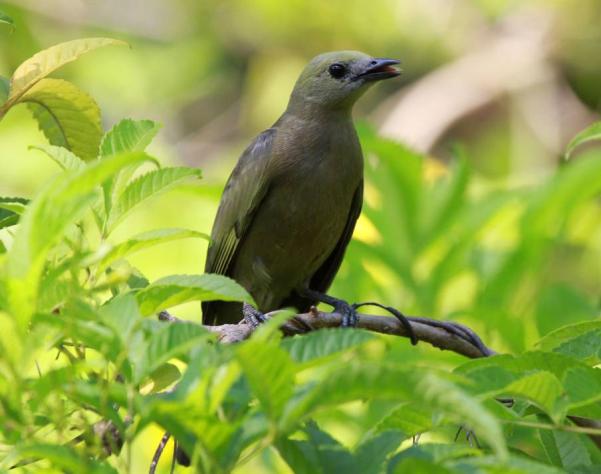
[184,309,494,359]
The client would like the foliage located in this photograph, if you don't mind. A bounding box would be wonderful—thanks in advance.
[0,33,600,474]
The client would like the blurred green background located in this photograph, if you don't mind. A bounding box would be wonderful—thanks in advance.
[0,1,599,472]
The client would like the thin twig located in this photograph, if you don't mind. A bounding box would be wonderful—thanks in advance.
[149,432,171,474]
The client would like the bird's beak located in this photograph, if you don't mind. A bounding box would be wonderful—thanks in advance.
[354,58,401,81]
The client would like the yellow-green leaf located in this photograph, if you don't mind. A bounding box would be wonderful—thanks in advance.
[21,78,102,161]
[8,37,127,105]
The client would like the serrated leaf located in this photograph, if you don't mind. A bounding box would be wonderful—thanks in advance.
[283,363,507,458]
[133,322,210,383]
[136,273,253,316]
[7,37,127,106]
[21,78,102,161]
[99,119,162,220]
[98,228,208,272]
[30,144,85,171]
[5,151,153,327]
[281,328,375,365]
[537,321,601,351]
[565,122,601,159]
[537,321,601,364]
[107,167,202,232]
[552,430,592,470]
[100,118,161,157]
[237,340,295,419]
[505,371,565,422]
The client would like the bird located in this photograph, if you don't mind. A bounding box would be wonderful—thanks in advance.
[202,51,402,328]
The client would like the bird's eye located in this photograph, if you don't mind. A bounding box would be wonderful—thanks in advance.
[328,63,346,79]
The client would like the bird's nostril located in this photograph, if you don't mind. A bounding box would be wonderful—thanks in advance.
[370,60,377,65]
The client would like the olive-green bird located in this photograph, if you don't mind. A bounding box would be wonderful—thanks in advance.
[202,51,402,327]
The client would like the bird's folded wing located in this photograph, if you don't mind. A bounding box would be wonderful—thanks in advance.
[205,128,276,276]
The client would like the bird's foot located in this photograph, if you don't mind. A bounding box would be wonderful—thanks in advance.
[336,300,358,328]
[407,316,492,356]
[351,301,418,345]
[454,425,481,449]
[242,302,267,329]
[298,289,358,327]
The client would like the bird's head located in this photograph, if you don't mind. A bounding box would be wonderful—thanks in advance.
[289,51,401,112]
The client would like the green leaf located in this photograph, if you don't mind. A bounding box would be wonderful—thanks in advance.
[354,431,406,474]
[281,328,375,365]
[22,78,102,161]
[0,76,9,105]
[100,118,162,157]
[552,429,591,470]
[133,322,210,383]
[283,363,507,458]
[237,340,295,419]
[0,11,14,30]
[505,371,565,422]
[30,144,85,171]
[99,119,162,220]
[537,321,601,364]
[565,121,601,159]
[148,363,181,393]
[136,273,253,316]
[373,402,434,437]
[106,167,202,232]
[5,151,153,327]
[6,37,127,107]
[0,200,26,215]
[449,454,569,474]
[0,196,28,229]
[98,228,208,271]
[13,443,118,473]
[276,438,324,474]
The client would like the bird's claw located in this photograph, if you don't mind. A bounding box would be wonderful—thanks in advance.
[242,303,267,329]
[336,301,358,328]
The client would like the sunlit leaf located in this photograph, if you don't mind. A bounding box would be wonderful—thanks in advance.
[237,339,295,419]
[136,273,253,316]
[7,37,127,106]
[565,121,601,159]
[5,152,153,327]
[281,328,374,365]
[99,118,162,218]
[0,196,28,230]
[98,228,208,271]
[21,78,102,161]
[133,322,210,383]
[106,167,202,232]
[30,144,85,171]
[100,118,161,157]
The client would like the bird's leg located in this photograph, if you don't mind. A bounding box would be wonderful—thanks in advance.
[299,288,358,327]
[242,302,268,329]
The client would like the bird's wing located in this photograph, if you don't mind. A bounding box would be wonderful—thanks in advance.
[285,180,364,312]
[205,128,276,277]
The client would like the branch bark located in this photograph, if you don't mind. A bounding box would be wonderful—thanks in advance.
[184,309,493,359]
